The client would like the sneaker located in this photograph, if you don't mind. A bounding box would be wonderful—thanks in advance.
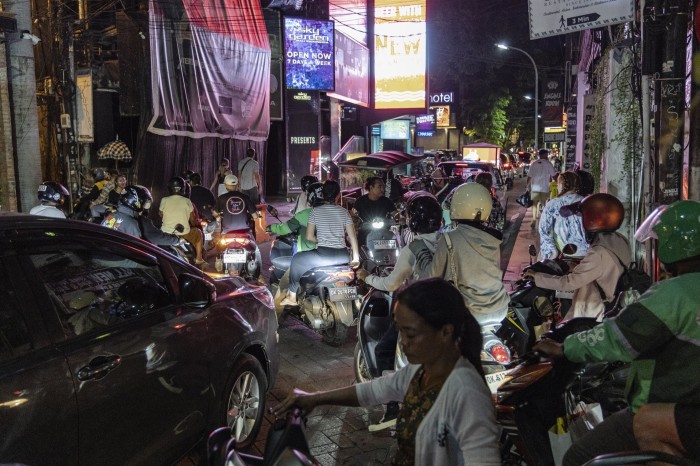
[368,402,399,432]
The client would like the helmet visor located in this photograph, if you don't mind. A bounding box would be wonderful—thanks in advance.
[634,205,668,242]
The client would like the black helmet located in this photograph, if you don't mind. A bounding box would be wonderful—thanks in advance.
[93,168,105,182]
[37,181,69,205]
[322,180,340,202]
[307,182,325,207]
[300,175,319,192]
[407,195,442,234]
[119,185,153,212]
[167,176,186,195]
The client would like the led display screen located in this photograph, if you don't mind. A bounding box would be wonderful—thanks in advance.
[431,105,450,127]
[284,18,335,90]
[380,120,410,139]
[326,30,370,107]
[330,0,367,45]
[415,113,435,131]
[374,0,426,109]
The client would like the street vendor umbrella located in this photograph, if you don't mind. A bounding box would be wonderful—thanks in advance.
[97,139,132,169]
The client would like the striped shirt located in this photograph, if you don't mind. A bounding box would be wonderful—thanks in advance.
[309,204,353,249]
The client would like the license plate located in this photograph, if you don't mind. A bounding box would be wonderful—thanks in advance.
[555,289,574,299]
[205,232,213,241]
[328,286,358,302]
[223,250,247,264]
[485,369,511,394]
[373,239,396,250]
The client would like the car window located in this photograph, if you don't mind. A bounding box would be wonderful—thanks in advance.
[0,266,33,361]
[27,241,172,338]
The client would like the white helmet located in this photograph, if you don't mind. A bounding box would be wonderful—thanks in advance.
[450,183,492,222]
[224,174,239,186]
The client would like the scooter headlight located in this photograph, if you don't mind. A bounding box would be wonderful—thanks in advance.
[371,218,385,229]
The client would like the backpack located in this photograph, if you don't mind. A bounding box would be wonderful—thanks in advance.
[595,254,653,318]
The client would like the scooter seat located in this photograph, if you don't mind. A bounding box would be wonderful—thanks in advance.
[272,255,293,271]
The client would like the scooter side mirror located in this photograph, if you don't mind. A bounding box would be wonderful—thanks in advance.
[267,205,279,218]
[533,295,554,317]
[528,244,537,265]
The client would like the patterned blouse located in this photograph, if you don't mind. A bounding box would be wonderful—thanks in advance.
[392,368,446,466]
[538,192,589,260]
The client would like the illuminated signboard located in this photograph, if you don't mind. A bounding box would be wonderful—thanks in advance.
[284,18,335,90]
[330,0,367,45]
[374,0,426,109]
[380,120,410,139]
[327,30,370,107]
[430,105,450,127]
[416,113,435,132]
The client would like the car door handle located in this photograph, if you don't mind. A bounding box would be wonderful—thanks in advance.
[77,355,122,381]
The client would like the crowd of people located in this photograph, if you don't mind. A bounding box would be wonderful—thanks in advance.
[26,146,700,465]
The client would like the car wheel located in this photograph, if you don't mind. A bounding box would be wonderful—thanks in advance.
[221,354,267,448]
[353,342,373,384]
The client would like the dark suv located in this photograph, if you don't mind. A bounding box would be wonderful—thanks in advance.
[0,214,279,465]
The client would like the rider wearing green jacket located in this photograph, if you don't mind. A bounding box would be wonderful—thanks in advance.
[535,200,700,466]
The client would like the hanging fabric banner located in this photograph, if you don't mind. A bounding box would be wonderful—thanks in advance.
[147,0,271,140]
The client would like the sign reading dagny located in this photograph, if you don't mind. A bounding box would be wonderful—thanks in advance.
[528,0,634,39]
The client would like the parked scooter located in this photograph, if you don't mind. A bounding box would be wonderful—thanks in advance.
[214,212,262,282]
[496,317,629,466]
[267,208,358,347]
[207,408,319,466]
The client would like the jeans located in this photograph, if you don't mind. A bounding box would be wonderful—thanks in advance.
[288,247,349,293]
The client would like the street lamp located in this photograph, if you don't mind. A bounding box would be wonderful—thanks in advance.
[496,43,539,148]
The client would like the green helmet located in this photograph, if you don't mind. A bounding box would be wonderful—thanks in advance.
[635,201,700,264]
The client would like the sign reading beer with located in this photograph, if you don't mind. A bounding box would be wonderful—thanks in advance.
[285,18,335,90]
[374,0,426,109]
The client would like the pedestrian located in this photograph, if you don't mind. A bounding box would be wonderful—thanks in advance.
[238,148,262,204]
[537,171,588,260]
[527,149,558,228]
[274,278,501,465]
[533,200,700,465]
[210,159,230,192]
[524,193,630,320]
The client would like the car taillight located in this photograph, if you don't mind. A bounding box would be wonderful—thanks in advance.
[503,163,511,169]
[219,236,250,246]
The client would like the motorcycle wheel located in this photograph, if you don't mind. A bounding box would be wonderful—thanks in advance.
[321,303,348,347]
[220,353,267,449]
[353,342,372,384]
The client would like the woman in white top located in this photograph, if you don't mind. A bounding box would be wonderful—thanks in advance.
[280,180,360,306]
[538,171,588,260]
[275,278,501,466]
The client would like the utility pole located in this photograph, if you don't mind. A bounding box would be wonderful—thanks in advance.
[4,0,42,212]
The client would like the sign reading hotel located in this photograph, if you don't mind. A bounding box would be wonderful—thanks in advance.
[374,0,426,109]
[284,18,335,90]
[528,0,634,39]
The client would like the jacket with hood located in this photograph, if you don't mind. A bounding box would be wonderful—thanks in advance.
[365,232,440,292]
[534,231,631,320]
[430,224,510,323]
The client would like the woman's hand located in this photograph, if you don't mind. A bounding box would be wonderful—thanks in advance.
[356,269,369,281]
[273,388,319,417]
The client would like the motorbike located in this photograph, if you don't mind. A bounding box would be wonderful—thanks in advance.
[354,277,517,395]
[207,407,319,466]
[496,317,629,466]
[214,212,262,282]
[358,215,401,272]
[267,207,358,347]
[497,244,579,359]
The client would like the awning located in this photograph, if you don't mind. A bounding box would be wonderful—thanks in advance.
[337,151,426,171]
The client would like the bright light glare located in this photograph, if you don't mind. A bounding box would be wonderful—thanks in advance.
[496,44,508,50]
[524,95,533,100]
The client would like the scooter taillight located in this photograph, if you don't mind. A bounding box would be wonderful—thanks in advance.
[219,236,250,247]
[488,343,511,364]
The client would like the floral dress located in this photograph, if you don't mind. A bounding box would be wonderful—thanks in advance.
[538,192,589,260]
[392,368,446,466]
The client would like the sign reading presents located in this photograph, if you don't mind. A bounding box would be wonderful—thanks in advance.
[528,0,634,39]
[285,90,320,194]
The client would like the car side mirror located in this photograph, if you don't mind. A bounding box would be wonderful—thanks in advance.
[180,273,216,308]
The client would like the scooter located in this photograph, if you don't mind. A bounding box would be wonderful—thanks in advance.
[207,408,319,466]
[354,279,516,395]
[496,317,629,466]
[214,213,262,282]
[267,207,358,347]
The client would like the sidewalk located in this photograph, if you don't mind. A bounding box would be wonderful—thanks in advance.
[502,205,540,289]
